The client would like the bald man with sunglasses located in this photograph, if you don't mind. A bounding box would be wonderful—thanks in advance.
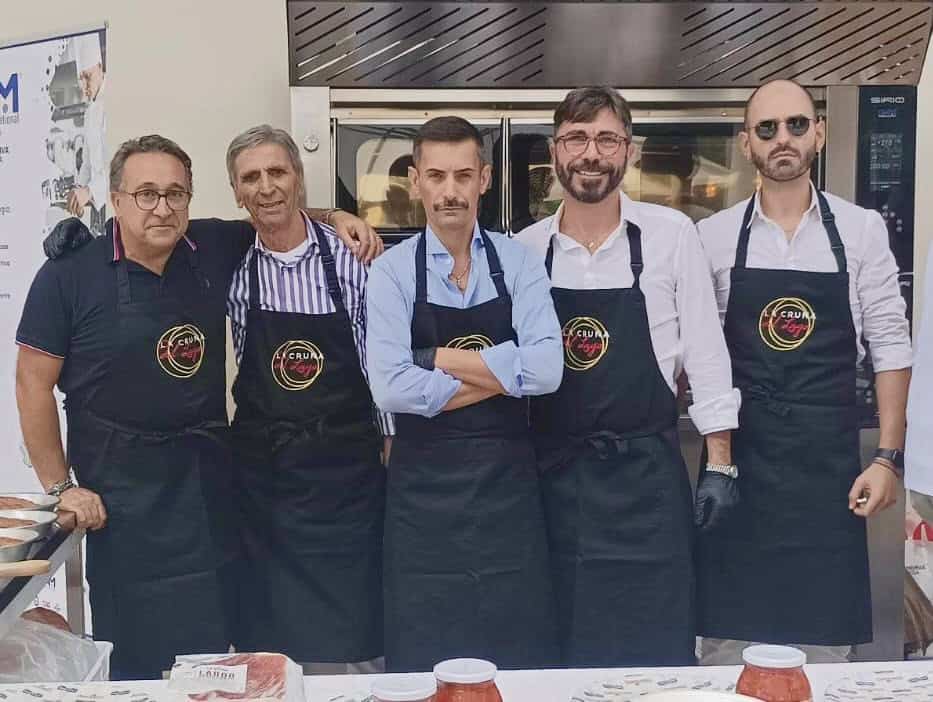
[695,79,911,663]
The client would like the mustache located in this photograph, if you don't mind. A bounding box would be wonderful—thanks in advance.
[769,146,800,160]
[569,157,613,173]
[433,198,469,211]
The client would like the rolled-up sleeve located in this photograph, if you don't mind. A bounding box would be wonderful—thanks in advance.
[676,220,741,435]
[478,243,563,397]
[858,209,912,372]
[365,255,461,417]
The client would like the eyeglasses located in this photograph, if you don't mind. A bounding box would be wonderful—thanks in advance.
[554,131,629,157]
[752,115,814,141]
[117,188,192,212]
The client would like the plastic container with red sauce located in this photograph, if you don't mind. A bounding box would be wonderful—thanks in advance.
[371,675,438,702]
[433,658,502,702]
[736,645,813,702]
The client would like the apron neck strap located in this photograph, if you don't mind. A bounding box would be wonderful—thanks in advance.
[416,226,509,303]
[114,222,206,305]
[625,221,644,288]
[310,219,345,312]
[816,191,847,274]
[544,221,644,287]
[735,191,846,273]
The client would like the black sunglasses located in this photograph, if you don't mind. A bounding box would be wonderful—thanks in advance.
[752,115,814,141]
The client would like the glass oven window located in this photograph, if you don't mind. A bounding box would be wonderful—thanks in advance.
[336,124,502,236]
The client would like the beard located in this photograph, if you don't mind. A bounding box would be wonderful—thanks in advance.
[752,142,818,183]
[555,155,626,204]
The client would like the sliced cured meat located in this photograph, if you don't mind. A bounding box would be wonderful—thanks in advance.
[172,652,302,702]
[21,607,71,632]
[0,517,36,528]
[0,497,38,510]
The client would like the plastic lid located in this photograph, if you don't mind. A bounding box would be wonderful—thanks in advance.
[742,644,807,669]
[371,675,438,701]
[433,658,498,684]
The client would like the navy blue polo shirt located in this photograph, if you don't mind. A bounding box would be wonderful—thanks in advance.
[16,218,253,412]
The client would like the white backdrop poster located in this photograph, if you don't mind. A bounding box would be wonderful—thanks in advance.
[0,27,107,624]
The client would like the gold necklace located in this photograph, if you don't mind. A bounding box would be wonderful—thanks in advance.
[449,258,471,290]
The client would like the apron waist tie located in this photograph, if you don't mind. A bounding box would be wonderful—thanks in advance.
[235,416,377,455]
[82,411,229,446]
[744,385,792,417]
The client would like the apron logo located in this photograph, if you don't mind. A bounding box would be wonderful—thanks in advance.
[271,340,324,391]
[156,324,205,379]
[562,316,610,371]
[446,334,494,352]
[759,297,816,351]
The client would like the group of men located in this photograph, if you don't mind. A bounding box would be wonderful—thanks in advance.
[15,78,911,679]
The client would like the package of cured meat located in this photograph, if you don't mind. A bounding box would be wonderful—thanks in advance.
[169,653,305,702]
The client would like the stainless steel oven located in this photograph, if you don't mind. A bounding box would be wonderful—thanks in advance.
[288,0,933,662]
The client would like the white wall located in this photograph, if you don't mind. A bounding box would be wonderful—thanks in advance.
[3,1,293,221]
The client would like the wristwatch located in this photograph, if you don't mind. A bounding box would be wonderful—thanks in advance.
[874,448,904,478]
[706,463,738,479]
[47,477,76,497]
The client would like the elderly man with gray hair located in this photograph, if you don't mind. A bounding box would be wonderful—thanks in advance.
[225,125,390,673]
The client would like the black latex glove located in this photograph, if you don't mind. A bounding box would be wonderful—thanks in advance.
[412,347,437,371]
[694,471,740,533]
[43,218,94,259]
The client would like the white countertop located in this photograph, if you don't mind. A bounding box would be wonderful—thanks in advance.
[1,660,932,702]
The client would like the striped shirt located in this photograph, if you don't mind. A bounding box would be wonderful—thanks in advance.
[227,215,394,436]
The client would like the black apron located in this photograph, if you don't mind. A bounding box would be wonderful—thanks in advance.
[67,233,237,681]
[530,223,696,667]
[231,221,384,663]
[696,192,871,645]
[383,228,559,672]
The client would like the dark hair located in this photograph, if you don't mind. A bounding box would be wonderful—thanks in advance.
[110,134,193,192]
[413,116,485,164]
[554,87,633,135]
[744,79,817,127]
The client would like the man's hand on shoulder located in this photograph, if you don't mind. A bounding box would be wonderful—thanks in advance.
[43,218,95,260]
[326,209,385,264]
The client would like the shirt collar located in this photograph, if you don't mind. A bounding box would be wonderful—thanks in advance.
[110,219,196,263]
[253,212,317,259]
[751,181,819,226]
[549,190,639,252]
[424,221,484,259]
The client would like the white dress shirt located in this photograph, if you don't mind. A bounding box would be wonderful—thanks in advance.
[516,191,740,436]
[697,185,912,372]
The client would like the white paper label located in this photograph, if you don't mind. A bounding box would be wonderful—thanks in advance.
[169,663,248,694]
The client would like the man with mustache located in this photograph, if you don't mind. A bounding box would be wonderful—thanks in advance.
[695,79,912,663]
[515,86,739,666]
[225,126,388,673]
[366,116,563,671]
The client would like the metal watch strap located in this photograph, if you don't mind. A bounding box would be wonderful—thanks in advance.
[706,463,738,479]
[47,477,76,497]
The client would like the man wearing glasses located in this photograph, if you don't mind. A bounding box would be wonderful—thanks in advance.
[695,78,912,663]
[515,86,739,666]
[15,134,378,679]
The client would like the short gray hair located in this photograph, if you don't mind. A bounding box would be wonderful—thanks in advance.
[226,125,305,186]
[110,134,193,192]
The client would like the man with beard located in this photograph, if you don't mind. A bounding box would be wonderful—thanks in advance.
[696,79,911,663]
[515,86,740,666]
[366,116,563,671]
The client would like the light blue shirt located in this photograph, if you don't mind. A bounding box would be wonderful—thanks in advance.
[366,223,563,417]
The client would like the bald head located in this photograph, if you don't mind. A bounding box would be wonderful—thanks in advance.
[744,79,817,129]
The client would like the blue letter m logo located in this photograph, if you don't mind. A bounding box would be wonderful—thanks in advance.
[0,74,19,114]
